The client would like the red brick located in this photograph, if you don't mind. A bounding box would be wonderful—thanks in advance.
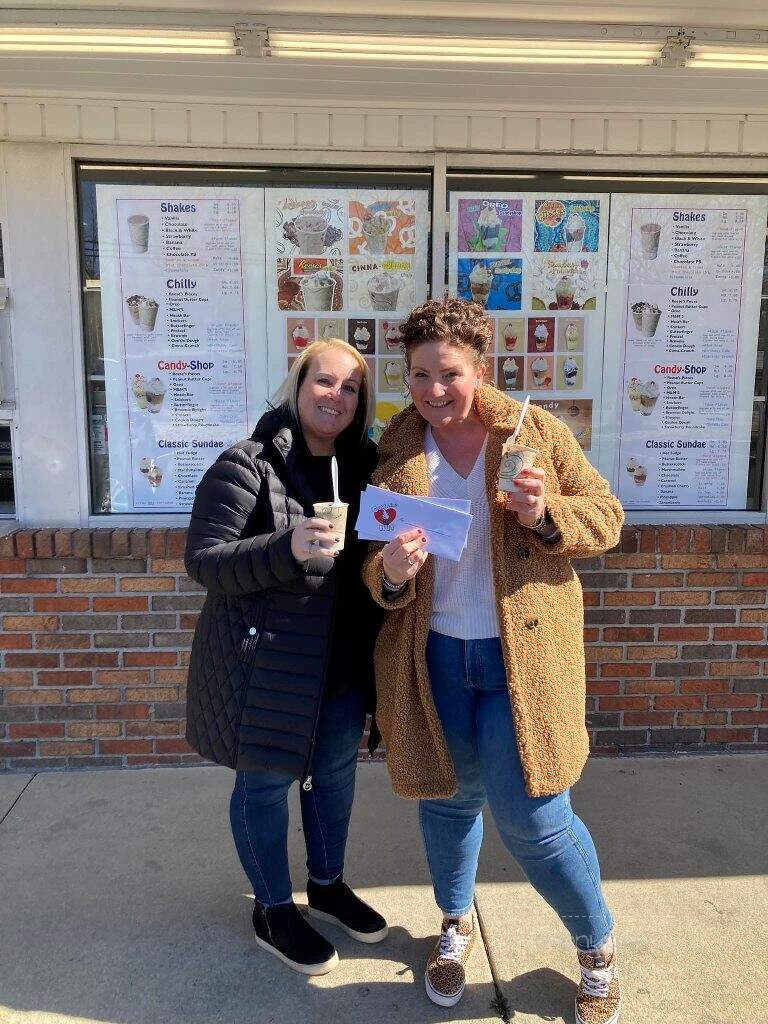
[600,663,653,678]
[0,741,36,757]
[732,711,768,725]
[167,532,186,557]
[639,528,657,554]
[123,652,178,667]
[741,572,768,587]
[582,592,599,607]
[149,529,167,557]
[63,652,119,668]
[688,572,738,587]
[93,596,149,612]
[112,529,131,557]
[155,737,192,754]
[179,614,199,631]
[67,688,120,703]
[37,670,92,686]
[99,739,153,754]
[67,722,123,739]
[3,614,58,632]
[1,578,57,593]
[681,679,729,693]
[120,577,175,592]
[658,527,675,554]
[154,669,187,684]
[126,721,182,738]
[707,694,759,709]
[677,712,727,726]
[5,653,60,668]
[15,532,35,558]
[623,712,674,726]
[655,695,704,710]
[96,703,150,720]
[626,645,678,660]
[586,682,621,695]
[705,728,756,743]
[0,558,26,574]
[660,555,710,570]
[598,696,651,710]
[0,670,35,686]
[735,645,768,659]
[604,591,655,606]
[715,591,766,605]
[602,554,657,569]
[625,680,676,694]
[658,626,709,641]
[125,687,176,702]
[710,661,760,677]
[60,578,115,593]
[632,573,684,588]
[660,591,710,606]
[603,627,654,642]
[95,670,150,685]
[692,528,711,554]
[713,626,764,641]
[33,597,89,612]
[151,558,185,574]
[53,530,74,557]
[9,723,65,739]
[40,740,94,756]
[36,634,91,650]
[0,634,32,649]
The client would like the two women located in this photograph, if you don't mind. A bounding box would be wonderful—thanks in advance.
[185,301,624,1024]
[185,338,387,976]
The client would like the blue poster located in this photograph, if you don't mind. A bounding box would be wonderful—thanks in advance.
[534,198,600,253]
[457,257,522,311]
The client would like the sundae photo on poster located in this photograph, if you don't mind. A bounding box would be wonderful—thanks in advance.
[530,255,597,311]
[631,300,663,338]
[378,357,406,394]
[456,198,523,253]
[533,398,593,451]
[138,456,164,490]
[557,354,583,389]
[131,373,166,413]
[498,317,524,352]
[558,317,585,352]
[497,355,524,392]
[534,198,600,253]
[287,317,316,352]
[279,199,343,256]
[347,259,416,312]
[125,294,160,332]
[380,319,405,352]
[527,317,555,353]
[349,199,416,256]
[457,257,523,311]
[625,457,648,486]
[527,354,553,390]
[277,258,344,312]
[627,376,660,416]
[348,318,375,354]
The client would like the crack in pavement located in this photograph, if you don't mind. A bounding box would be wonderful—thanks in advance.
[0,773,38,829]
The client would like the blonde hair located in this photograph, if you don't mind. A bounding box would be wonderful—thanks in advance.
[271,338,375,442]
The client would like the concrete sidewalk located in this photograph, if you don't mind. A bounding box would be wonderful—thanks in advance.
[1,755,766,1024]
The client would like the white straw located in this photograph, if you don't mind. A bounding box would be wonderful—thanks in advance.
[510,395,530,444]
[331,456,340,504]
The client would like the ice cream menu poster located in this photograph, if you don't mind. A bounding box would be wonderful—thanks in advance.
[448,193,609,464]
[264,188,430,442]
[604,195,767,510]
[96,186,266,512]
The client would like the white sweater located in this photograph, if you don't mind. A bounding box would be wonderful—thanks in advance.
[425,427,500,640]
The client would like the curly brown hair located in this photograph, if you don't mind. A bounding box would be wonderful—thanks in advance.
[399,297,494,365]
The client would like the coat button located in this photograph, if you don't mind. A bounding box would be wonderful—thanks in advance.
[248,627,257,636]
[524,618,539,629]
[516,546,531,560]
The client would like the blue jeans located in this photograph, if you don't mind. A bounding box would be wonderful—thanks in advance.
[229,688,366,907]
[420,631,614,951]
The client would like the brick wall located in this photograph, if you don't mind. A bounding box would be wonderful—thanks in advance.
[0,525,766,771]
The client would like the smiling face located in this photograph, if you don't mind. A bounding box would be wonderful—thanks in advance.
[407,340,485,430]
[296,347,363,454]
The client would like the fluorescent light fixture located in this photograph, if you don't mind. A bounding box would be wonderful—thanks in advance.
[688,42,768,69]
[563,176,768,183]
[266,32,658,65]
[0,27,235,55]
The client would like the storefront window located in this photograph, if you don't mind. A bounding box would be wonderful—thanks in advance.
[447,173,768,513]
[77,165,431,515]
[0,423,15,515]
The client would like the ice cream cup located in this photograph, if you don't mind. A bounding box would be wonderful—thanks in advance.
[362,214,394,254]
[126,296,141,326]
[640,307,662,337]
[369,285,400,311]
[312,501,349,554]
[503,325,518,351]
[145,379,166,414]
[294,214,328,255]
[555,277,575,310]
[470,283,491,306]
[139,457,152,476]
[640,223,661,260]
[132,375,148,410]
[138,299,159,332]
[502,359,518,389]
[498,441,538,493]
[128,215,149,253]
[633,467,648,486]
[384,361,402,389]
[626,457,637,475]
[301,276,335,312]
[147,465,163,488]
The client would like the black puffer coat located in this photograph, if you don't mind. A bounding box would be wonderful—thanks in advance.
[184,405,379,781]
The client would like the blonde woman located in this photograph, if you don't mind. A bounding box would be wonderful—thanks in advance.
[185,339,387,975]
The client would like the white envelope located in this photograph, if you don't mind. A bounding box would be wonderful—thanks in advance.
[355,485,472,562]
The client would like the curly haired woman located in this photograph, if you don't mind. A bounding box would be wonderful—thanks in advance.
[363,298,625,1023]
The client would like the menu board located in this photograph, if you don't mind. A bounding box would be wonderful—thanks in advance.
[604,195,767,510]
[96,185,266,512]
[265,188,430,442]
[448,193,609,465]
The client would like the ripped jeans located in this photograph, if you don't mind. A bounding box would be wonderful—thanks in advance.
[419,631,614,951]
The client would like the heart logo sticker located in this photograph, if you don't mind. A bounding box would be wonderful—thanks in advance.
[374,507,397,526]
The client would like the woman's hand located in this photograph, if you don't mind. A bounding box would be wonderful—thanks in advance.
[291,518,338,563]
[382,528,428,587]
[503,467,547,528]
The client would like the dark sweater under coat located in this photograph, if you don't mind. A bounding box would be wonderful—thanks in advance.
[184,405,379,780]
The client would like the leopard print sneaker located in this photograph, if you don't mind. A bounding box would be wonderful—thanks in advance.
[424,916,476,1007]
[575,939,621,1024]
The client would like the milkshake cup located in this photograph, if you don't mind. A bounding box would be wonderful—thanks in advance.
[564,322,579,351]
[628,378,642,413]
[640,222,661,260]
[126,296,141,326]
[368,271,401,311]
[640,381,660,416]
[138,297,159,332]
[145,377,166,414]
[132,373,148,410]
[502,323,518,351]
[555,276,575,310]
[384,361,403,389]
[362,212,393,254]
[502,358,518,390]
[640,305,662,338]
[534,323,549,351]
[312,501,349,554]
[498,439,538,493]
[147,465,163,489]
[564,213,586,252]
[531,357,548,387]
[468,263,493,307]
[128,214,150,253]
[292,322,310,349]
[633,465,648,486]
[563,358,578,388]
[626,457,638,475]
[300,270,335,312]
[477,206,502,250]
[294,213,329,255]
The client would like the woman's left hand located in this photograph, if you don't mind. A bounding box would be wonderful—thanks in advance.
[503,467,547,528]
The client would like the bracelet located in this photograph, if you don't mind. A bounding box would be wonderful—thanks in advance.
[382,571,406,593]
[520,510,547,532]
